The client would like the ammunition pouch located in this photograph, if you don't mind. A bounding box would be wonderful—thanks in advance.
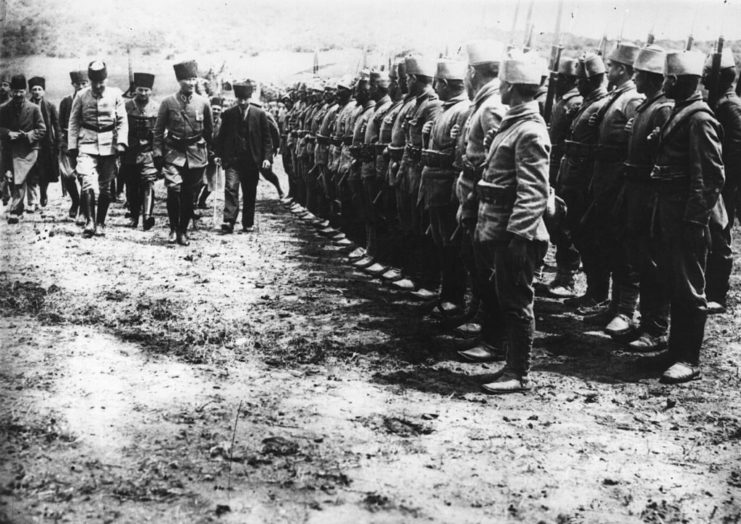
[387,145,404,161]
[477,181,516,207]
[421,149,454,169]
[405,144,422,163]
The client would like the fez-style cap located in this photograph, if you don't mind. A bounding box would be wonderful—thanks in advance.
[337,74,354,90]
[10,74,26,90]
[233,82,253,99]
[405,55,436,78]
[634,45,666,75]
[28,76,45,89]
[372,70,391,87]
[465,39,505,66]
[88,60,108,82]
[665,50,705,76]
[69,70,88,83]
[608,42,640,67]
[435,59,467,81]
[500,51,545,84]
[704,47,736,71]
[210,96,224,107]
[173,60,198,81]
[309,79,324,92]
[558,57,579,77]
[133,72,155,89]
[578,53,606,78]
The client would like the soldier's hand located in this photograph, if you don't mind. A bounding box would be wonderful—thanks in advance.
[483,128,496,150]
[624,117,634,134]
[67,148,78,160]
[450,124,461,140]
[507,235,529,272]
[588,113,600,127]
[153,156,164,171]
[116,144,127,155]
[682,223,711,253]
[422,121,433,136]
[8,131,20,141]
[262,160,271,170]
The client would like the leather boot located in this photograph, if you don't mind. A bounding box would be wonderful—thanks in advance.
[167,190,180,233]
[64,178,80,219]
[177,229,190,246]
[82,190,96,238]
[142,186,155,231]
[95,194,110,236]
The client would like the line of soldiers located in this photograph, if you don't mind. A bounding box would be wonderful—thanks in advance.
[1,59,281,245]
[280,40,740,391]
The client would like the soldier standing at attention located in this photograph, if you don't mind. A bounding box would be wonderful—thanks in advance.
[0,75,46,224]
[651,50,724,384]
[67,61,128,238]
[456,40,508,363]
[703,49,741,314]
[122,72,159,230]
[153,60,213,246]
[420,60,470,315]
[545,58,584,298]
[27,76,61,212]
[620,45,673,352]
[59,70,88,224]
[475,51,551,394]
[587,43,644,336]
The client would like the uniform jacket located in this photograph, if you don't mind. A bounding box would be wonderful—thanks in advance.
[548,88,582,183]
[0,99,46,180]
[216,103,272,169]
[361,94,392,179]
[123,98,159,164]
[68,86,128,156]
[58,93,75,151]
[154,92,212,168]
[315,102,339,166]
[714,89,741,204]
[476,101,551,243]
[349,99,376,180]
[328,99,354,172]
[651,91,724,229]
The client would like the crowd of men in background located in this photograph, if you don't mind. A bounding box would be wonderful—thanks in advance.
[0,37,739,393]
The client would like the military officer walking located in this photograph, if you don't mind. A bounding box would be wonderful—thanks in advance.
[153,60,213,245]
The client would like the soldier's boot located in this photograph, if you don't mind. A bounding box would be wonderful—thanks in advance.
[365,224,378,259]
[40,182,49,208]
[661,309,705,384]
[547,269,578,298]
[481,320,533,394]
[64,178,80,219]
[75,189,87,226]
[95,194,110,236]
[82,190,97,238]
[167,190,180,244]
[142,186,155,231]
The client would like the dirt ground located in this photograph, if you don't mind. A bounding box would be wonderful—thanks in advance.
[1,161,740,524]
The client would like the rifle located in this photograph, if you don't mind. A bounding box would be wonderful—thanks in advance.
[597,34,608,57]
[543,0,565,125]
[123,47,135,98]
[707,36,725,109]
[507,0,522,51]
[523,0,535,51]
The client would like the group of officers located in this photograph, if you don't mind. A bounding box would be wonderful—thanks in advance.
[278,40,740,392]
[0,59,280,246]
[1,39,739,393]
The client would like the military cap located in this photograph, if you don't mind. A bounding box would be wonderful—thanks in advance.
[578,53,606,78]
[69,70,88,83]
[372,70,391,88]
[634,45,666,75]
[88,60,108,82]
[210,96,224,107]
[405,55,436,78]
[500,51,545,84]
[396,59,407,80]
[465,39,505,66]
[133,72,155,89]
[336,74,354,90]
[233,82,253,99]
[308,80,324,92]
[10,74,26,90]
[608,42,640,67]
[704,47,736,71]
[28,76,45,89]
[557,57,579,77]
[435,59,467,81]
[389,60,401,80]
[173,60,198,81]
[665,50,705,76]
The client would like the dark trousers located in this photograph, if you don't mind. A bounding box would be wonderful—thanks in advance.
[164,163,204,232]
[477,239,548,375]
[430,204,466,306]
[224,161,259,228]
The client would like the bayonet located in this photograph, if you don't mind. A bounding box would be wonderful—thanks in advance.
[543,0,565,125]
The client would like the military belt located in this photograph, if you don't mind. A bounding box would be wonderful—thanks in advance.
[650,165,688,185]
[305,134,316,143]
[405,144,422,162]
[374,143,389,155]
[342,136,353,146]
[316,134,330,145]
[82,122,115,133]
[421,149,454,169]
[330,137,343,147]
[564,140,593,158]
[290,131,299,138]
[622,163,652,181]
[594,144,627,163]
[387,145,404,161]
[167,133,203,151]
[477,182,516,206]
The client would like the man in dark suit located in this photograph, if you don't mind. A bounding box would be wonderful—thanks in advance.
[28,76,61,210]
[215,80,273,233]
[0,75,46,223]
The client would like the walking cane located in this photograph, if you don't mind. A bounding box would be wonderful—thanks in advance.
[213,161,223,228]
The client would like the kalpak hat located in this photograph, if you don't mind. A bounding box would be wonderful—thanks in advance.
[88,60,108,82]
[173,60,199,81]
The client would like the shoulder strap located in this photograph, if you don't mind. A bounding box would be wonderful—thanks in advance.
[660,100,712,144]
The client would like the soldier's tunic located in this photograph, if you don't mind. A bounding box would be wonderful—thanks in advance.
[122,98,159,222]
[58,93,77,178]
[337,102,362,208]
[327,99,355,215]
[0,99,46,216]
[558,85,609,301]
[348,98,376,222]
[474,100,551,377]
[387,95,416,229]
[420,92,470,305]
[403,86,441,233]
[548,87,583,277]
[68,86,128,198]
[706,88,741,306]
[650,91,724,365]
[314,100,340,216]
[153,91,212,233]
[304,100,329,213]
[376,97,403,197]
[622,91,673,336]
[591,79,643,315]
